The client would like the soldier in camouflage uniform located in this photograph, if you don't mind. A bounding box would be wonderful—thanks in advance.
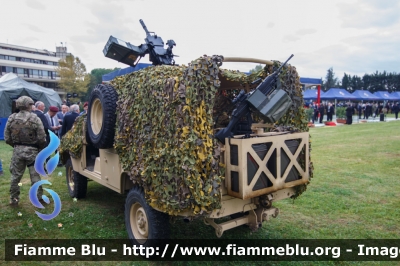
[4,96,47,207]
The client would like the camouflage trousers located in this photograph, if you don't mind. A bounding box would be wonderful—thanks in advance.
[9,146,42,201]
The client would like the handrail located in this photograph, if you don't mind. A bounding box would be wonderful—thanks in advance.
[223,57,274,65]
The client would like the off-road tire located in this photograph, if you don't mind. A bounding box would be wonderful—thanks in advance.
[125,186,170,246]
[87,84,118,149]
[65,159,88,199]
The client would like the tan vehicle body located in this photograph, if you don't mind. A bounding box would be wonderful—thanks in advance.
[68,58,309,238]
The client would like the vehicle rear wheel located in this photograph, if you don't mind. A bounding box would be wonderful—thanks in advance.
[87,84,118,149]
[65,159,87,199]
[125,186,170,246]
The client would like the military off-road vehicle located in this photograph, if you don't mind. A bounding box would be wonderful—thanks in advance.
[60,20,312,246]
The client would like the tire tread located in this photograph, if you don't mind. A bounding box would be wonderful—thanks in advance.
[87,84,118,149]
[125,186,170,245]
[65,159,88,199]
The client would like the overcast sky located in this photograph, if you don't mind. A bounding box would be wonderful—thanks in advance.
[3,0,399,80]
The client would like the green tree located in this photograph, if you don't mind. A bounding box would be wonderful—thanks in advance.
[81,68,120,101]
[89,68,120,87]
[322,67,339,91]
[249,64,263,73]
[342,73,350,90]
[350,75,363,91]
[56,55,90,101]
[388,72,400,92]
[345,71,400,93]
[362,74,371,91]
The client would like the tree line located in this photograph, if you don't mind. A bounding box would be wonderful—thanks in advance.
[323,67,400,93]
[56,54,120,103]
[59,57,400,102]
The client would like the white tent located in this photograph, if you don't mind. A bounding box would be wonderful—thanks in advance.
[0,73,62,117]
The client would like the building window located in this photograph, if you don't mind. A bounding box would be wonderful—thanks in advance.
[32,69,39,77]
[0,53,59,66]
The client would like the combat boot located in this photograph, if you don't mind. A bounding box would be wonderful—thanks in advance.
[39,198,47,205]
[9,198,19,207]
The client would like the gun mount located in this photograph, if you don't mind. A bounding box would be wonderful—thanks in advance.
[215,54,294,144]
[103,19,176,67]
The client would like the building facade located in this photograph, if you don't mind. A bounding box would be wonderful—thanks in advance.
[0,42,70,96]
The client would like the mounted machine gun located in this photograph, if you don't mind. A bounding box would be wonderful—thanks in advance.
[103,19,176,67]
[215,54,294,144]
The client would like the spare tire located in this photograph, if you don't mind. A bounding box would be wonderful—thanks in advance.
[87,84,118,149]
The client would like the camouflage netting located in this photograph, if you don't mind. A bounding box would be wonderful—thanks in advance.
[112,55,313,215]
[113,56,224,216]
[59,114,86,158]
[59,55,313,216]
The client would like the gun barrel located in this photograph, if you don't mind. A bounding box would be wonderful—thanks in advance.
[276,54,294,72]
[139,19,150,35]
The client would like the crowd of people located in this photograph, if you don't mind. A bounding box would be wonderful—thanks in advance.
[3,96,88,207]
[309,101,400,124]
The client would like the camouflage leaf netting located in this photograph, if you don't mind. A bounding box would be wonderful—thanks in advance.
[59,55,313,215]
[112,56,225,215]
[59,114,86,158]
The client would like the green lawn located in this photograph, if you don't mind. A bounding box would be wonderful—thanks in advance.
[1,120,400,266]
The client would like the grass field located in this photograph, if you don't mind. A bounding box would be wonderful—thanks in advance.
[1,120,400,265]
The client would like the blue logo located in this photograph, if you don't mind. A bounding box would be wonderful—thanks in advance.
[34,131,60,177]
[29,180,62,221]
[30,131,62,220]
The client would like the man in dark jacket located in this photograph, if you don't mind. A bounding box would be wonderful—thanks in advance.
[318,104,325,123]
[326,103,334,121]
[313,103,319,124]
[56,104,69,137]
[393,102,399,119]
[32,101,51,144]
[346,104,354,125]
[60,104,80,138]
[366,103,372,119]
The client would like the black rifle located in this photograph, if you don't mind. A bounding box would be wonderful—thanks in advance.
[103,19,176,67]
[215,54,294,144]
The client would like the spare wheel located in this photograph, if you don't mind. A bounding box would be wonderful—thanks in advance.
[87,84,118,149]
